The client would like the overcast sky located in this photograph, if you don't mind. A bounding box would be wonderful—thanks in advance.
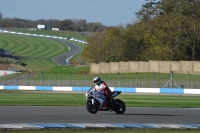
[0,0,147,26]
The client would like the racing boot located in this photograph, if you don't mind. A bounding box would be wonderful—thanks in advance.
[107,97,113,111]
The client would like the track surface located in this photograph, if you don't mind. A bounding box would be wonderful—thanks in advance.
[0,106,200,124]
[52,39,82,65]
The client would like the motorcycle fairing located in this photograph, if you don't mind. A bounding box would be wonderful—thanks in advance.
[112,91,121,98]
[92,91,106,108]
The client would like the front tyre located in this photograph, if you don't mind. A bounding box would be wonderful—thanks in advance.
[86,99,100,114]
[114,99,126,114]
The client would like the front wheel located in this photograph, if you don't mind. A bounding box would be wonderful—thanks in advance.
[113,99,126,114]
[86,99,100,114]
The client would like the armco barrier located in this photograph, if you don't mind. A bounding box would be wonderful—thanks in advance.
[0,29,87,44]
[0,29,67,39]
[0,86,200,94]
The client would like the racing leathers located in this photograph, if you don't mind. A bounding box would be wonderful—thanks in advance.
[94,80,112,104]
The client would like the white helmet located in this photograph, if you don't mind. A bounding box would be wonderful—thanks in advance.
[93,76,101,85]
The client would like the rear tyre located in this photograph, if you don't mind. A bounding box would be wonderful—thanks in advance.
[113,99,126,114]
[86,99,100,114]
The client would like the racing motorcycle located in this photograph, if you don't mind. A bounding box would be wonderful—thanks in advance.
[85,87,126,114]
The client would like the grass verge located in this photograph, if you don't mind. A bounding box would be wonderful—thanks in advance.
[0,90,200,107]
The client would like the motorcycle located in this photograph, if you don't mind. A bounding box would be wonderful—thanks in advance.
[85,87,126,114]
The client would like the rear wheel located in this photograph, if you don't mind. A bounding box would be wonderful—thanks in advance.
[113,99,126,114]
[86,99,100,114]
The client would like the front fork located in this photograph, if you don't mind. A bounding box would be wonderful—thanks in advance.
[91,99,95,105]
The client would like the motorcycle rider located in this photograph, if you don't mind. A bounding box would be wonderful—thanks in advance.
[93,76,113,106]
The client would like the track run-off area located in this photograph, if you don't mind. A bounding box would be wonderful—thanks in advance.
[1,29,200,130]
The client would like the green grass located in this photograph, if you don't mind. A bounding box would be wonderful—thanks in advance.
[0,91,200,107]
[0,91,199,132]
[43,65,90,74]
[0,29,89,72]
[0,33,68,71]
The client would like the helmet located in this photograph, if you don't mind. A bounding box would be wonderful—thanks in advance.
[93,76,101,85]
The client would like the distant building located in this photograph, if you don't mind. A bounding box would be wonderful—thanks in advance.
[52,28,59,31]
[37,24,45,30]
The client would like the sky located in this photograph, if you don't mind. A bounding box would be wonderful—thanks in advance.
[0,0,147,26]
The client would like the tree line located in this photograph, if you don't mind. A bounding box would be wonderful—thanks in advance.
[0,12,107,32]
[82,0,200,63]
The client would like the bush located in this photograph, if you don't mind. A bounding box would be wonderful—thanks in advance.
[0,57,17,64]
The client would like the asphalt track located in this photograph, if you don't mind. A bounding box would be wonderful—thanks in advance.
[52,39,82,65]
[0,106,200,124]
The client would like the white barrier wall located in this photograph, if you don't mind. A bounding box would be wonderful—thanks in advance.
[1,86,200,95]
[193,61,200,74]
[110,62,119,73]
[159,61,170,73]
[139,61,149,72]
[181,61,193,74]
[129,61,139,72]
[171,61,180,73]
[90,60,200,74]
[149,60,160,72]
[119,62,129,73]
[90,63,101,74]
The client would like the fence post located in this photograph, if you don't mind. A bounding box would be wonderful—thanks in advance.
[29,71,31,86]
[118,72,120,87]
[153,71,155,88]
[100,72,103,80]
[55,72,57,86]
[85,72,87,86]
[4,74,7,85]
[41,72,44,86]
[136,72,138,87]
[187,71,190,89]
[70,72,72,86]
[17,73,19,86]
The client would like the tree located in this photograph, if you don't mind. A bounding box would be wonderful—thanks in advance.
[1,17,11,27]
[103,27,123,62]
[121,22,147,61]
[82,27,124,63]
[136,0,160,20]
[72,19,87,32]
[0,12,2,26]
[136,0,189,61]
[181,0,200,60]
[153,0,187,60]
[59,19,73,30]
[82,32,106,63]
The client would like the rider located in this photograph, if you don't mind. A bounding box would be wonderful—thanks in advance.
[93,76,112,105]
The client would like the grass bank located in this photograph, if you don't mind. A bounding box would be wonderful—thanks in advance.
[0,33,69,71]
[0,31,88,72]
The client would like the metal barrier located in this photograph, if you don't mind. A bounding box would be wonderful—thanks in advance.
[0,72,200,88]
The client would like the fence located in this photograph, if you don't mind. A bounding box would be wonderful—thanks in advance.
[0,72,200,89]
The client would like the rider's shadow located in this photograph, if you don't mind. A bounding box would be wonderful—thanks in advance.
[119,113,182,116]
[101,113,182,116]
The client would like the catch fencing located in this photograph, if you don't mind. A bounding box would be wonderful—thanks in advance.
[0,72,200,89]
